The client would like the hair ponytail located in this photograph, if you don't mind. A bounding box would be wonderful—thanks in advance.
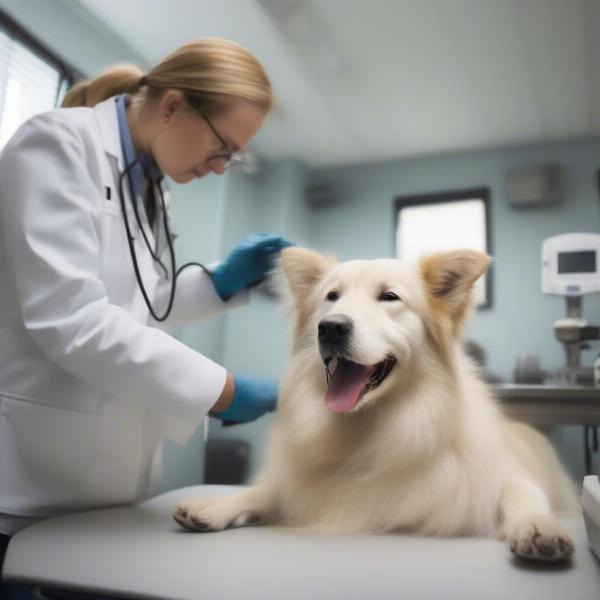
[61,64,145,108]
[61,38,273,115]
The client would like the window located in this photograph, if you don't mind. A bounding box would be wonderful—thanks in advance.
[0,10,78,150]
[395,188,492,308]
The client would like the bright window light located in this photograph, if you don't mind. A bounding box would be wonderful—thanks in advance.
[0,27,63,149]
[396,195,489,306]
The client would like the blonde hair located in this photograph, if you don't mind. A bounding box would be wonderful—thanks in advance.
[62,64,145,108]
[61,38,273,115]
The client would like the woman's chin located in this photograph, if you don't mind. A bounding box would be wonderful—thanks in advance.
[171,172,196,184]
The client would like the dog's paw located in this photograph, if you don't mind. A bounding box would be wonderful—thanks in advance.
[504,514,574,561]
[172,496,258,533]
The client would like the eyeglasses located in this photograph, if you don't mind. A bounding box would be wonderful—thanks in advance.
[200,113,248,172]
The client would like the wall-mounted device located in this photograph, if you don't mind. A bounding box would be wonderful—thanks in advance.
[542,233,600,385]
[542,233,600,296]
[506,163,561,207]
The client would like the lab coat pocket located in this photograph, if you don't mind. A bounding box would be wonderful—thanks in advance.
[100,196,139,305]
[101,188,134,230]
[0,395,145,516]
[103,200,121,218]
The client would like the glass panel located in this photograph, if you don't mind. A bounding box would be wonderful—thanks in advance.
[396,198,488,305]
[0,28,60,149]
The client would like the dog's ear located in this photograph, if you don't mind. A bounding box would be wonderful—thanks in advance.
[420,250,491,327]
[281,247,336,304]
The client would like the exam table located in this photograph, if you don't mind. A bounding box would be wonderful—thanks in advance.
[2,485,599,600]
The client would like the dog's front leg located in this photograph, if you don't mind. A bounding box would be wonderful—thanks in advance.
[499,476,574,561]
[173,487,271,532]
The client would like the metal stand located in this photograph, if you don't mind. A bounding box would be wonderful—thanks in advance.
[564,297,582,383]
[551,296,598,386]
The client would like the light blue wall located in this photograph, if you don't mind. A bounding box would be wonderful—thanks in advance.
[307,140,600,382]
[159,175,228,492]
[300,141,600,482]
[212,140,600,479]
[208,141,600,483]
[208,158,312,477]
[168,175,227,363]
[173,143,600,485]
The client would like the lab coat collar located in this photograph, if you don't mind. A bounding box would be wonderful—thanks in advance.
[93,96,164,249]
[93,96,124,167]
[94,96,163,183]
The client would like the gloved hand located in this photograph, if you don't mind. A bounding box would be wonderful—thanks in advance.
[211,233,293,301]
[211,375,278,425]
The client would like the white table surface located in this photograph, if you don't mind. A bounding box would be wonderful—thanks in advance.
[3,485,600,600]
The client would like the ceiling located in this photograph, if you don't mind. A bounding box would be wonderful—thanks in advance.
[77,0,600,168]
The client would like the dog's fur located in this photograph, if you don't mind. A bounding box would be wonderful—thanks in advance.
[174,248,578,560]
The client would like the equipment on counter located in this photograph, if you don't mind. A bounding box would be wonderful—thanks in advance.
[541,233,600,386]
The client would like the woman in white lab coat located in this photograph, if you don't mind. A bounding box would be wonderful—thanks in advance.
[0,36,290,565]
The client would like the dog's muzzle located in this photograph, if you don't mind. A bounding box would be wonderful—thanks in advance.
[318,314,353,358]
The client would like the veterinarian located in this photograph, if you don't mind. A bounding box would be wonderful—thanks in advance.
[0,37,290,579]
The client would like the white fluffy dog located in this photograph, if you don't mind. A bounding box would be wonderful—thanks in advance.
[174,247,578,561]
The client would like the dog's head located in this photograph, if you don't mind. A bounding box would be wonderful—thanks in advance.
[280,247,491,415]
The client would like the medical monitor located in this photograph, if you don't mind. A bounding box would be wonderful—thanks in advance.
[542,233,600,296]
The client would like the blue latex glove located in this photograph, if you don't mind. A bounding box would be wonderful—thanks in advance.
[211,375,278,424]
[211,233,294,301]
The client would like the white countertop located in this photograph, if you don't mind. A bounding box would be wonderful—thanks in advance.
[3,485,600,600]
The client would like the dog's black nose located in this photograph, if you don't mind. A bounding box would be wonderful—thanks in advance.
[318,315,353,352]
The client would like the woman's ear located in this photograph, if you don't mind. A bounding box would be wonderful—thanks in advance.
[159,90,186,123]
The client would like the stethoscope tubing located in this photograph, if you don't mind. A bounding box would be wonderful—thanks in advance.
[118,161,212,322]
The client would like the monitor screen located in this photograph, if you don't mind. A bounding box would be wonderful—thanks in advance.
[558,250,596,274]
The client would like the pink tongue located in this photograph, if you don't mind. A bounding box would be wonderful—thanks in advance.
[325,360,375,413]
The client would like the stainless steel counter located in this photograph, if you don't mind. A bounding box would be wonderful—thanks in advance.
[492,384,600,425]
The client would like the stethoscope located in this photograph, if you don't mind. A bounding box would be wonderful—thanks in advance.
[117,159,212,322]
[118,161,242,426]
[114,92,216,322]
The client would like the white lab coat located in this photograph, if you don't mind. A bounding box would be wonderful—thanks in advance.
[0,97,247,535]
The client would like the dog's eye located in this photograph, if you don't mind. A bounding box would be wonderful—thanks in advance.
[379,291,401,302]
[326,290,339,301]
